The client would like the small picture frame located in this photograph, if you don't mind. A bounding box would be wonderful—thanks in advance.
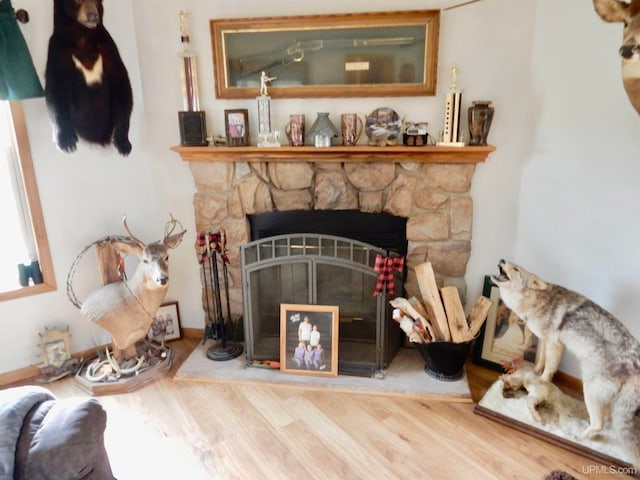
[280,303,339,377]
[148,301,182,342]
[224,109,249,146]
[38,327,72,369]
[473,276,539,371]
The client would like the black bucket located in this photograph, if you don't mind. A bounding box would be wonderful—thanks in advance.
[415,340,471,381]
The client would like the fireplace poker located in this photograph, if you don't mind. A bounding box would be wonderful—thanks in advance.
[209,232,226,346]
[218,230,233,334]
[197,232,214,344]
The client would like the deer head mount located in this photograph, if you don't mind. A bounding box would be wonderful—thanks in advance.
[70,215,186,361]
[594,0,640,115]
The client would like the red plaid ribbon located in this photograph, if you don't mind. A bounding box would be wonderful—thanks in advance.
[196,232,207,264]
[373,254,404,296]
[196,230,230,264]
[208,230,230,265]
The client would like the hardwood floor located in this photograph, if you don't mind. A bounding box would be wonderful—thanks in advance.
[28,339,634,479]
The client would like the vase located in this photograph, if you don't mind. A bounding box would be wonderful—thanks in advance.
[467,101,494,146]
[307,112,339,147]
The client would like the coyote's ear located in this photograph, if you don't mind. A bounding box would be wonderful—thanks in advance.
[527,275,547,290]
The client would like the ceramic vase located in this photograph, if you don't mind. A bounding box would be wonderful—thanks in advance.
[468,101,494,146]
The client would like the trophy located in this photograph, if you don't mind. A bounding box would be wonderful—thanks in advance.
[256,72,280,147]
[437,64,465,147]
[177,11,208,146]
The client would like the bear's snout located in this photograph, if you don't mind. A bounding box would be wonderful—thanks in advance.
[78,0,101,29]
[86,12,99,24]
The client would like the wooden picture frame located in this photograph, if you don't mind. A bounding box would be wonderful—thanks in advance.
[280,304,339,377]
[210,10,440,99]
[473,276,539,371]
[148,301,182,342]
[38,327,72,368]
[224,109,249,146]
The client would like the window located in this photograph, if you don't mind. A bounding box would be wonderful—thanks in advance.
[0,101,55,300]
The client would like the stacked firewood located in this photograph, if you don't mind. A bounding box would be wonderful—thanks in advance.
[391,261,493,344]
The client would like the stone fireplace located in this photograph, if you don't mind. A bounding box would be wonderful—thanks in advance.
[173,145,495,342]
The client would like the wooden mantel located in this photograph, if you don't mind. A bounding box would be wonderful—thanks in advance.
[171,145,496,163]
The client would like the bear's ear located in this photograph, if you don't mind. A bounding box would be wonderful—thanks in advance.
[527,275,547,290]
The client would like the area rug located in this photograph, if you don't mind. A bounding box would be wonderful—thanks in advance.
[175,341,472,401]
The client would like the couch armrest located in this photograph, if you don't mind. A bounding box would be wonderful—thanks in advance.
[14,397,115,480]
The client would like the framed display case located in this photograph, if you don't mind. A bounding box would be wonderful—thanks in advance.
[210,10,440,99]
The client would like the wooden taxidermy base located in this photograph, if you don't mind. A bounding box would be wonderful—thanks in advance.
[74,340,173,395]
[475,373,640,476]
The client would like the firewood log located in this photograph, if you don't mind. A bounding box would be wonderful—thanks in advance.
[440,286,471,343]
[468,296,493,338]
[414,262,450,341]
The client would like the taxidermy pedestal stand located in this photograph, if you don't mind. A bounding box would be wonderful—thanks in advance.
[72,241,174,395]
[68,216,185,395]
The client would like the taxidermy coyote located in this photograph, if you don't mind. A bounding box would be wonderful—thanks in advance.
[491,260,640,458]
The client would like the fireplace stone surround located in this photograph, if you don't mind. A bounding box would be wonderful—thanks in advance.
[173,145,495,324]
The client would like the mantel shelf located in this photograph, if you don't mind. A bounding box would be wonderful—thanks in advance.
[171,145,496,164]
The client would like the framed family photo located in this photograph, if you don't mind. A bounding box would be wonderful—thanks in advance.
[148,301,182,342]
[280,304,339,377]
[224,109,249,146]
[473,276,539,371]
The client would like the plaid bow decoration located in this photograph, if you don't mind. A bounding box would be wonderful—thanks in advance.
[195,230,230,264]
[373,254,404,296]
[196,232,208,264]
[208,230,230,265]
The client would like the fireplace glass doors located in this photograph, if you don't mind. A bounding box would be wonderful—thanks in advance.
[241,234,403,376]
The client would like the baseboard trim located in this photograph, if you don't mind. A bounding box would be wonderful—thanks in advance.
[0,343,110,388]
[553,370,584,399]
[182,327,204,340]
[0,365,41,388]
[0,331,210,388]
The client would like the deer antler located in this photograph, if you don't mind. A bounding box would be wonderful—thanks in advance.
[163,213,184,242]
[122,216,143,244]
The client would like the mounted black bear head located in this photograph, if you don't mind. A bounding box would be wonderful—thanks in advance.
[45,0,133,156]
[54,0,104,29]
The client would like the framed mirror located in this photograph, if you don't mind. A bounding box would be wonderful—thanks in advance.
[210,10,440,99]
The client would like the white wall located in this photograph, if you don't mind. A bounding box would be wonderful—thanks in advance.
[2,0,636,379]
[0,0,166,373]
[515,0,640,375]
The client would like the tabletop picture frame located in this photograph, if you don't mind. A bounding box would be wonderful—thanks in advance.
[148,301,182,343]
[210,10,440,99]
[224,109,249,146]
[280,303,339,377]
[473,276,539,371]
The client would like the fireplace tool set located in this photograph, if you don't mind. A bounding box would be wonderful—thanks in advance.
[197,230,243,361]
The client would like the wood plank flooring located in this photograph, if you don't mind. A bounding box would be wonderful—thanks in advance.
[28,339,635,479]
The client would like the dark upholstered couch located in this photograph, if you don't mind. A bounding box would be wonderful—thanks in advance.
[0,385,115,480]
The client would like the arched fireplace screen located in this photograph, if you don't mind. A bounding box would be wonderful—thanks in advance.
[241,234,404,376]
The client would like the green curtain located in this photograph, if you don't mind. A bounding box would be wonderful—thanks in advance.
[0,0,43,100]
